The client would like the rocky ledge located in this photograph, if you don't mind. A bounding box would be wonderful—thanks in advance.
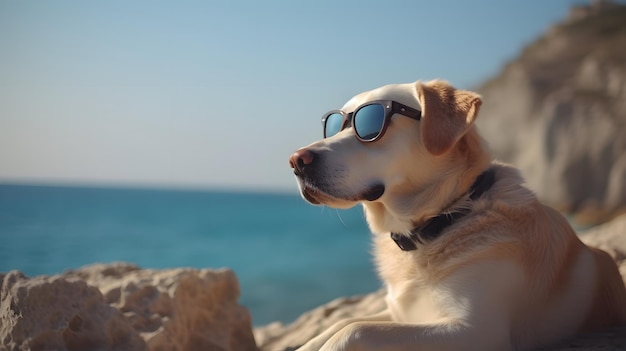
[0,265,257,351]
[2,215,626,351]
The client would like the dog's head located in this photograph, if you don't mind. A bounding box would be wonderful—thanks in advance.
[289,80,491,231]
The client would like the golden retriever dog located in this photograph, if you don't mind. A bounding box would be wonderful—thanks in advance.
[288,80,626,351]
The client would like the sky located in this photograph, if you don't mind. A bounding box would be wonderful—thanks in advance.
[0,0,599,193]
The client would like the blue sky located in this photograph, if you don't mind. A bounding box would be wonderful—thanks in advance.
[0,0,597,192]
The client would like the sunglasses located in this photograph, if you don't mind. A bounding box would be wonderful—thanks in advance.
[322,100,421,142]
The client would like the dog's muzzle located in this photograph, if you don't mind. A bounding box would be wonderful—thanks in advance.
[289,149,385,204]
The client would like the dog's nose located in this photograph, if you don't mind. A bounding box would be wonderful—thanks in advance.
[289,149,315,174]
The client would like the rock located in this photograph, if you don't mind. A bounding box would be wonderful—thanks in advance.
[255,215,626,351]
[475,5,626,225]
[0,270,145,351]
[0,263,258,351]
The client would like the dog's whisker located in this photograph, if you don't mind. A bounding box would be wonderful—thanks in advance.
[334,209,349,228]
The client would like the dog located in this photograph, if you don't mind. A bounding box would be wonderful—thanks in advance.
[288,80,626,351]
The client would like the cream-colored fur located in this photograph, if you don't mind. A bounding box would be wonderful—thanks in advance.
[289,80,626,351]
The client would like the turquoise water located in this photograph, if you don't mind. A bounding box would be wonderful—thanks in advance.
[0,184,381,325]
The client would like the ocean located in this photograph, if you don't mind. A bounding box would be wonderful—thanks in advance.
[0,184,381,326]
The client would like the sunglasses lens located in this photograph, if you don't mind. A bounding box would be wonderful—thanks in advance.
[324,113,344,138]
[354,104,385,141]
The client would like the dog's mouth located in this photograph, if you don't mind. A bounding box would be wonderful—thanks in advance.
[300,185,322,205]
[297,178,385,205]
[360,184,386,201]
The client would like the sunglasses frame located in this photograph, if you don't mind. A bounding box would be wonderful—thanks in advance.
[321,100,422,142]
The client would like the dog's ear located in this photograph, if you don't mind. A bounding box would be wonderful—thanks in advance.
[416,80,482,156]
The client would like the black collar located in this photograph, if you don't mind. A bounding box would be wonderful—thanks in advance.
[390,168,496,251]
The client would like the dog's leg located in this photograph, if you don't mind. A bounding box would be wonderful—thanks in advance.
[296,311,392,351]
[299,259,522,351]
[315,320,513,351]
